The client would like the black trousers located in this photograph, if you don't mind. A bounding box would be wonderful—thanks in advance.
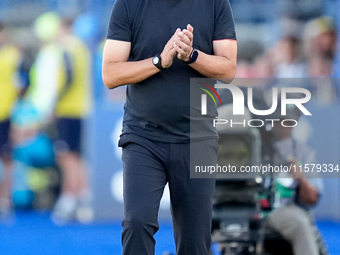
[119,135,218,255]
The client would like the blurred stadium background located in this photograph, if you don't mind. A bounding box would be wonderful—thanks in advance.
[0,0,340,254]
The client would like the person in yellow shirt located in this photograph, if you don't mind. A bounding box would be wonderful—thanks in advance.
[28,13,92,223]
[51,17,92,223]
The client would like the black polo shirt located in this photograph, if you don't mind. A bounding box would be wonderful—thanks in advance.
[107,0,236,143]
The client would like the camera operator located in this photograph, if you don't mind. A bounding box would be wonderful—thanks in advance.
[267,105,325,255]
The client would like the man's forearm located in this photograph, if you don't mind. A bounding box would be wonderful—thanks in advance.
[189,50,236,83]
[103,29,179,89]
[102,58,160,89]
[298,178,319,205]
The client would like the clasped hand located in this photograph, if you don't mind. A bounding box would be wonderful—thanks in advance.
[160,24,194,68]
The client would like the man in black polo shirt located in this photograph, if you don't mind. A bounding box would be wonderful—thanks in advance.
[102,0,237,254]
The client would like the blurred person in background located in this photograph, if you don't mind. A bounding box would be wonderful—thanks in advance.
[25,12,92,223]
[0,22,30,219]
[304,16,337,72]
[267,104,327,255]
[269,18,308,78]
[51,16,92,224]
[272,36,307,78]
[303,16,338,104]
[253,16,338,105]
[234,39,269,79]
[25,12,62,124]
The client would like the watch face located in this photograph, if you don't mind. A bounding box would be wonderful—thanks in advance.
[153,56,159,65]
[191,49,198,62]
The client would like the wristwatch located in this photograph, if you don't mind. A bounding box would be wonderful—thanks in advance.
[183,48,198,64]
[152,54,165,70]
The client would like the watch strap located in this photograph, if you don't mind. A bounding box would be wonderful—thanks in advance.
[153,54,165,70]
[183,48,198,64]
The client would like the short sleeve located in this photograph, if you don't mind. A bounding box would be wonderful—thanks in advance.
[214,0,237,41]
[106,0,131,42]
